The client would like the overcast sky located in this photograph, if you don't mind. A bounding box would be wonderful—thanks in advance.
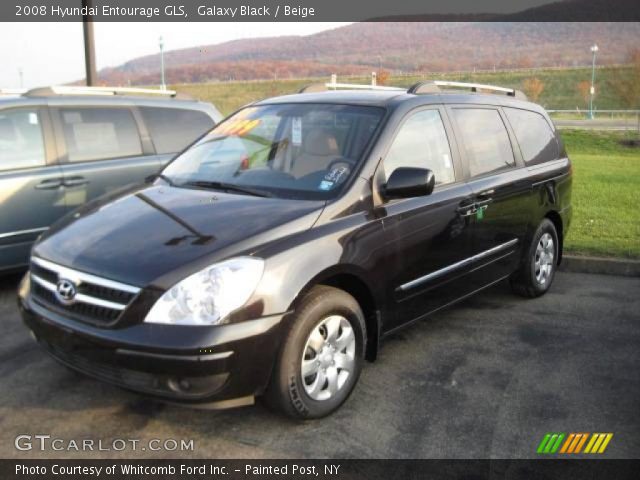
[0,22,350,88]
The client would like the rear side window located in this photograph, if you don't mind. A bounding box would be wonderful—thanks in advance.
[0,108,46,171]
[504,107,559,166]
[384,109,455,185]
[140,107,214,155]
[453,109,515,177]
[60,108,142,163]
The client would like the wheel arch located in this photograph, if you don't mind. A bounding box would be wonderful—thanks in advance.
[288,265,382,362]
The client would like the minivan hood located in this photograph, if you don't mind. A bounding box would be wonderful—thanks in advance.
[34,185,324,286]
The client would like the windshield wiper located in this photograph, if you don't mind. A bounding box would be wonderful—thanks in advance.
[184,180,273,198]
[146,173,177,187]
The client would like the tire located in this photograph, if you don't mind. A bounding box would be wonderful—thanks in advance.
[510,218,559,298]
[265,285,366,419]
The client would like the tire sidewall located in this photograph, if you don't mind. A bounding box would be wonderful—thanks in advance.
[278,289,366,419]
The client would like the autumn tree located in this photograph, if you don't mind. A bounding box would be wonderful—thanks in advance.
[609,48,640,109]
[522,77,544,102]
[376,69,391,86]
[577,80,592,108]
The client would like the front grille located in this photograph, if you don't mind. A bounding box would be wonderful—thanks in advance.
[30,257,140,326]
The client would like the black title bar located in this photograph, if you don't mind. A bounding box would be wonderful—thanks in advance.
[4,0,640,22]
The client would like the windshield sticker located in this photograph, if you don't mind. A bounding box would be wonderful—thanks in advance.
[292,117,302,146]
[319,180,334,191]
[28,113,38,125]
[325,165,349,184]
[214,119,260,137]
[443,153,452,168]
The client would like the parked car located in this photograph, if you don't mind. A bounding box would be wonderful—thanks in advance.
[0,86,222,273]
[19,81,572,418]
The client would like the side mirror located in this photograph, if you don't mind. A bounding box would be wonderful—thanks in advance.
[383,167,435,199]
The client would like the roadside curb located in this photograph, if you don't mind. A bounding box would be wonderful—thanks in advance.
[560,254,640,277]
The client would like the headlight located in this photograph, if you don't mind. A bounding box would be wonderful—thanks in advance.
[144,257,264,326]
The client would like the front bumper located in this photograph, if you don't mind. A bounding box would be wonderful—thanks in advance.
[18,275,287,406]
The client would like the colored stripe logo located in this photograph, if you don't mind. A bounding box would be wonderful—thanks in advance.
[537,433,613,454]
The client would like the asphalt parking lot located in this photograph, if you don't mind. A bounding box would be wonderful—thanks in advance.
[1,271,638,459]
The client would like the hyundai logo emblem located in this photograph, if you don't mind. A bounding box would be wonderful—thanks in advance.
[55,278,77,305]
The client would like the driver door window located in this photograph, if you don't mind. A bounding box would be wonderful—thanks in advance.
[384,109,455,185]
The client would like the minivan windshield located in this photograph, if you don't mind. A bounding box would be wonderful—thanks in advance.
[162,103,384,200]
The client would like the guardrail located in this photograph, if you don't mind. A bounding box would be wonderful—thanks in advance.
[548,110,640,132]
[548,110,640,115]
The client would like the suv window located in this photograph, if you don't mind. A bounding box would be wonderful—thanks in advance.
[140,107,214,155]
[0,108,46,171]
[453,108,515,177]
[60,107,142,163]
[384,109,455,185]
[504,107,559,166]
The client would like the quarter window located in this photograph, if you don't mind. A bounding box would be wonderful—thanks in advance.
[0,109,46,171]
[60,108,142,162]
[453,109,515,177]
[504,107,558,166]
[384,110,455,185]
[140,107,214,155]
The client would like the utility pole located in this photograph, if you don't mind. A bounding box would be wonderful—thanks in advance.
[82,0,97,86]
[159,36,166,90]
[589,44,598,120]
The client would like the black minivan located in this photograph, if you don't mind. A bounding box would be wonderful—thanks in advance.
[19,81,572,418]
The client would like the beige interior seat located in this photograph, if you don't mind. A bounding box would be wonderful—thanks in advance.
[290,129,339,178]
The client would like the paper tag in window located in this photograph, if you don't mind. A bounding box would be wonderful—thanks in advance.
[318,180,334,191]
[28,113,38,125]
[443,153,452,168]
[292,117,302,146]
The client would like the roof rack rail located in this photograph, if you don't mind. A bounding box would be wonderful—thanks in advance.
[297,76,528,101]
[299,82,405,94]
[0,88,27,96]
[408,80,527,100]
[23,86,178,98]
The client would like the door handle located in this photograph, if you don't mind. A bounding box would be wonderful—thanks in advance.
[63,176,89,187]
[477,189,495,200]
[35,178,63,190]
[457,203,477,217]
[475,189,494,209]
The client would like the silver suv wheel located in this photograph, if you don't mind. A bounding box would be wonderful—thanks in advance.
[301,315,356,401]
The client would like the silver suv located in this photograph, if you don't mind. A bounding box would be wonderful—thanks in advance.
[0,86,222,273]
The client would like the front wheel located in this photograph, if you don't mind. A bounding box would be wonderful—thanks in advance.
[511,218,559,298]
[265,285,366,419]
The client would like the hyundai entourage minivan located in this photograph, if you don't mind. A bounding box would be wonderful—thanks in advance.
[19,81,572,418]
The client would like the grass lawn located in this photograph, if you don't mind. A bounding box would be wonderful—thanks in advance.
[560,130,640,259]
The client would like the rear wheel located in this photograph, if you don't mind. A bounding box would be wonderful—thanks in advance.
[265,285,366,419]
[511,218,559,298]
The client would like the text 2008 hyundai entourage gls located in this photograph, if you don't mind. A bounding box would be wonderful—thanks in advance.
[19,81,571,418]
